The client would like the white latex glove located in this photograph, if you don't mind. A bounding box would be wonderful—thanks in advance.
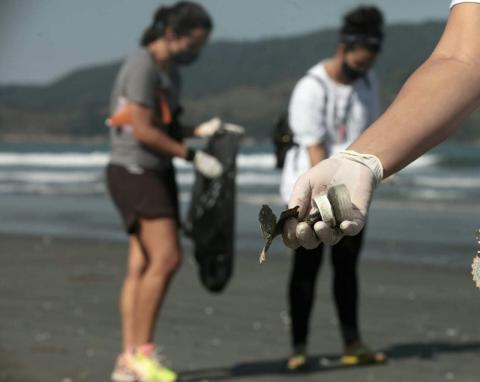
[193,151,223,179]
[223,122,245,135]
[194,117,222,137]
[195,118,246,137]
[282,150,383,249]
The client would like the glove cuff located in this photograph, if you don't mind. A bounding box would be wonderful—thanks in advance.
[335,150,384,186]
[186,147,196,162]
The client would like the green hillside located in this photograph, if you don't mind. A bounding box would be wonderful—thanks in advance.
[1,20,479,143]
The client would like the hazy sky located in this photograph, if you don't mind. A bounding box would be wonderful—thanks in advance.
[0,0,450,85]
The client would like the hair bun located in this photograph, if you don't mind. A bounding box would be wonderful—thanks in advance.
[344,6,383,31]
[153,6,170,25]
[341,5,383,39]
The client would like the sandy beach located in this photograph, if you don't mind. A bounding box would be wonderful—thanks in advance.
[0,233,479,382]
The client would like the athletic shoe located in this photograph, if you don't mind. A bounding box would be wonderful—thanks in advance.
[111,353,136,382]
[287,345,308,371]
[128,343,177,382]
[287,353,308,371]
[341,341,387,366]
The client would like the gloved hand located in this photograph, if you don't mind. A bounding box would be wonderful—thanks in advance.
[191,150,223,179]
[194,117,222,137]
[194,117,245,137]
[222,122,245,135]
[282,150,383,249]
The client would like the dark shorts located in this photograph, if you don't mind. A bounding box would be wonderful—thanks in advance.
[106,163,179,234]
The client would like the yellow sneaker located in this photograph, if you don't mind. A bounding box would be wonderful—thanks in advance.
[127,344,177,382]
[341,341,387,366]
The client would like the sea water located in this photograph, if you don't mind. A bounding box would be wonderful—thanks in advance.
[0,142,478,268]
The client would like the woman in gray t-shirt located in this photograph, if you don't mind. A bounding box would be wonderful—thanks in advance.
[106,3,224,382]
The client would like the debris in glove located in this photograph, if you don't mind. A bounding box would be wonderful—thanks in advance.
[257,184,353,264]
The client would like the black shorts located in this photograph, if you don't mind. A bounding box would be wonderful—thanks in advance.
[106,163,179,234]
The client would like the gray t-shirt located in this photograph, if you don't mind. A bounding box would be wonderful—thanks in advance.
[109,48,182,170]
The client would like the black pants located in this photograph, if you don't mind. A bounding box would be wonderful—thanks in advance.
[288,229,365,351]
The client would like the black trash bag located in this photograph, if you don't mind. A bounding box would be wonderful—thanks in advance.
[185,130,241,293]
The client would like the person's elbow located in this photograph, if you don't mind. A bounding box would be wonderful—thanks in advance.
[435,4,480,68]
[430,50,480,69]
[128,103,156,144]
[427,51,480,99]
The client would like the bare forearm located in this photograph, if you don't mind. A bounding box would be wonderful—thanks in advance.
[129,103,188,159]
[134,125,188,159]
[350,57,480,176]
[349,4,480,177]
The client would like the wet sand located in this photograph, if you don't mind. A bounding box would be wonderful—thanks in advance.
[0,233,479,382]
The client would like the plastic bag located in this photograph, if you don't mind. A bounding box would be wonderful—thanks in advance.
[185,130,241,293]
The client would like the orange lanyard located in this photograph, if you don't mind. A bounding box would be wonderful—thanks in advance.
[107,91,173,127]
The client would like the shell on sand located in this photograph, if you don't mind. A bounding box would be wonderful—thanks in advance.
[471,256,480,289]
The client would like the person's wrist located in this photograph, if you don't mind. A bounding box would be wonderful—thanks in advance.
[185,147,196,162]
[334,150,384,186]
[189,125,199,137]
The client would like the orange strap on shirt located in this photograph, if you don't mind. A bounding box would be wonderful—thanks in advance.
[105,102,133,127]
[158,92,172,125]
[106,92,173,128]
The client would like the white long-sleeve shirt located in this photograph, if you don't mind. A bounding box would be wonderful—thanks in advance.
[280,62,380,204]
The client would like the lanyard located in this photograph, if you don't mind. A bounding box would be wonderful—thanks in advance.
[333,90,354,127]
[308,73,355,144]
[333,90,354,143]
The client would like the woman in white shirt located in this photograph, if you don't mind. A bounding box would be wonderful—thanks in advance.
[282,6,386,370]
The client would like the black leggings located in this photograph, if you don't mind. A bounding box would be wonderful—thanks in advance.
[288,229,365,350]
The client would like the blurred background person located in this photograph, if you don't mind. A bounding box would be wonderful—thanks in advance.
[280,6,386,371]
[106,2,226,382]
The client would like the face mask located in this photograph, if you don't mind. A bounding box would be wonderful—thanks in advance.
[341,61,366,82]
[172,50,199,66]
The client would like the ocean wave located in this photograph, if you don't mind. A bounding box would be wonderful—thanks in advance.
[0,152,109,167]
[173,153,276,169]
[0,150,443,174]
[0,169,279,187]
[0,171,100,183]
[0,183,105,195]
[0,151,475,200]
[412,175,480,189]
[401,154,441,171]
[234,172,280,186]
[0,152,278,170]
[403,188,469,201]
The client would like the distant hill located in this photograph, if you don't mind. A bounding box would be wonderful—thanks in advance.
[1,20,479,143]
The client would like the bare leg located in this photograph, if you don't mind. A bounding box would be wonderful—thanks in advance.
[134,218,182,346]
[120,236,147,352]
